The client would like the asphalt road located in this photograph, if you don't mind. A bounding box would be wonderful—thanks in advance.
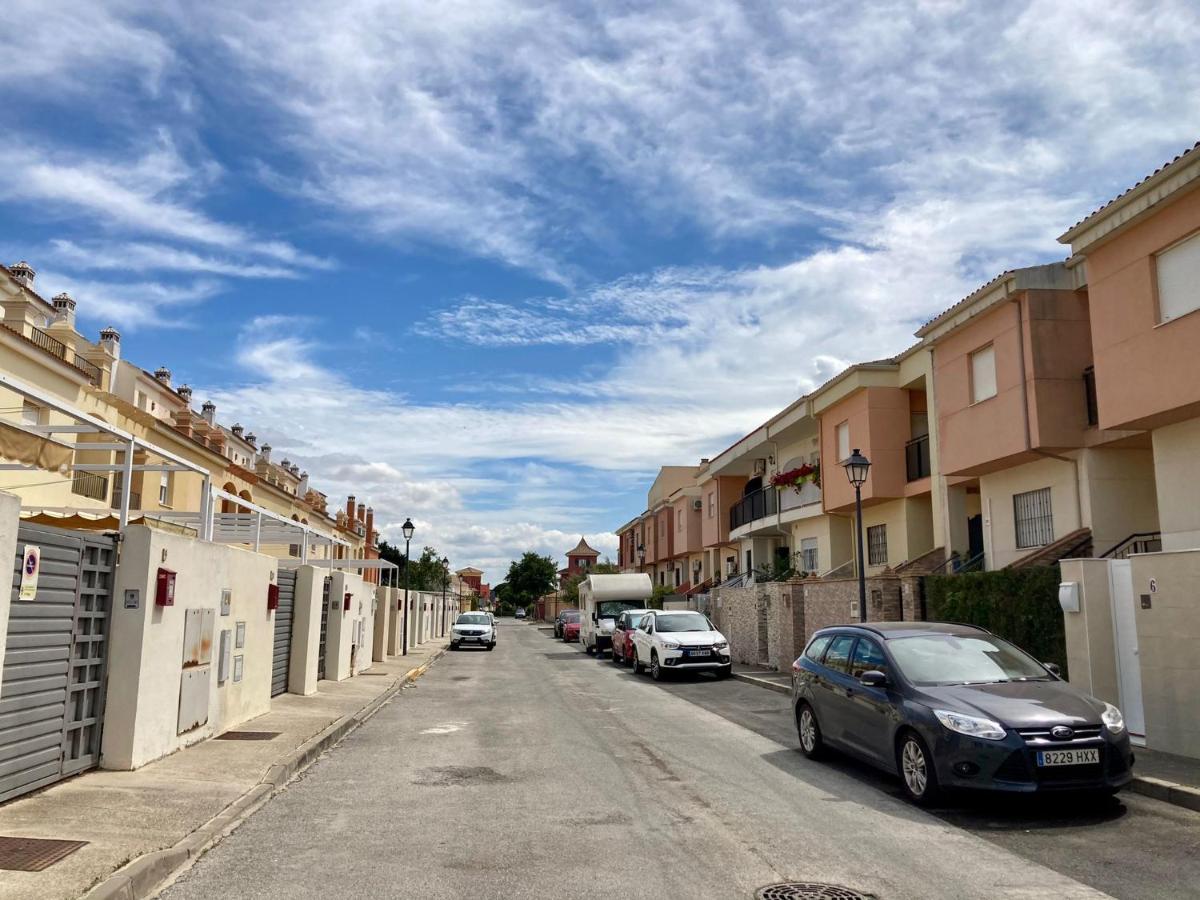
[159,621,1200,900]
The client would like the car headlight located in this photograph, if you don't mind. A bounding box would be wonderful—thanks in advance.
[713,641,728,650]
[661,640,681,650]
[1101,702,1126,735]
[934,709,1007,741]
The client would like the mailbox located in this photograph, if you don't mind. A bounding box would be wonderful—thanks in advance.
[267,583,280,611]
[156,567,177,606]
[343,592,352,611]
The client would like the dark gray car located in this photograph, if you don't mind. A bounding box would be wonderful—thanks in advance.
[791,622,1133,805]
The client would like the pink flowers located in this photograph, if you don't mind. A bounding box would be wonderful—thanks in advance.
[769,462,821,493]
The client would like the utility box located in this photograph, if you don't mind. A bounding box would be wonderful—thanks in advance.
[218,629,231,684]
[267,583,279,611]
[156,567,177,606]
[178,608,216,734]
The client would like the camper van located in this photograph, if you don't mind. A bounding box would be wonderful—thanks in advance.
[578,573,654,656]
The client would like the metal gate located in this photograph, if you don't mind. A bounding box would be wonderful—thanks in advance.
[317,576,330,681]
[0,523,116,802]
[270,569,297,697]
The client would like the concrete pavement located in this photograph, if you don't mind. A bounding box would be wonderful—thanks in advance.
[153,619,1162,900]
[0,643,444,900]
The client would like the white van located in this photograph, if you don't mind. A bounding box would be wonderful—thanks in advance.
[578,573,654,656]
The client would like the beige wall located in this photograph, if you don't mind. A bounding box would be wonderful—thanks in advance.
[979,456,1081,569]
[788,513,853,575]
[373,584,393,660]
[1078,446,1159,555]
[103,525,276,770]
[0,492,18,678]
[1152,416,1200,550]
[1059,558,1120,705]
[858,497,934,574]
[289,566,325,695]
[819,386,915,512]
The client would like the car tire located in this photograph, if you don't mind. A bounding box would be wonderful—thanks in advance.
[487,642,495,651]
[796,702,825,759]
[585,639,595,655]
[897,731,943,807]
[612,646,623,666]
[716,665,732,680]
[632,649,645,675]
[650,651,665,681]
[450,643,459,651]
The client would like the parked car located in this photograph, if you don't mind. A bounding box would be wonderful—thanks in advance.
[630,610,731,681]
[450,612,496,651]
[555,608,580,638]
[561,611,581,643]
[515,607,527,620]
[610,608,653,666]
[791,622,1133,806]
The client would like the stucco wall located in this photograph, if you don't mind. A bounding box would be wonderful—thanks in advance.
[1059,558,1119,705]
[373,584,392,660]
[103,525,276,770]
[1152,416,1200,550]
[858,497,933,573]
[289,566,325,695]
[1078,446,1159,555]
[0,492,19,678]
[979,455,1081,569]
[820,387,911,512]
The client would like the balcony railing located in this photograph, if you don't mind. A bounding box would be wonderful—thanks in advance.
[72,354,101,385]
[730,486,777,532]
[779,479,821,511]
[906,434,931,481]
[70,471,109,501]
[4,323,102,385]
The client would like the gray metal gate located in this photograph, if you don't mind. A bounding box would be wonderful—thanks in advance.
[271,570,297,697]
[0,523,116,802]
[317,576,330,681]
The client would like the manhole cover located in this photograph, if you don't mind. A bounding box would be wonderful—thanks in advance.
[0,836,88,871]
[756,884,871,900]
[215,731,279,741]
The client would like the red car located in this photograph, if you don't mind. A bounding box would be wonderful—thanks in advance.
[610,609,653,665]
[562,612,581,642]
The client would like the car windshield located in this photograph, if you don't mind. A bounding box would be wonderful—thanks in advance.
[627,613,647,628]
[655,613,711,633]
[597,601,642,619]
[456,614,489,626]
[564,613,580,624]
[887,634,1050,686]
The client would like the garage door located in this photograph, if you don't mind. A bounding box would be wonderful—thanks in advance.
[0,523,116,802]
[270,569,297,697]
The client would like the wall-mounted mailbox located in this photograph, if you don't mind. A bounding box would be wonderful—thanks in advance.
[218,629,231,684]
[344,592,352,611]
[1058,582,1080,614]
[267,583,280,611]
[156,567,177,606]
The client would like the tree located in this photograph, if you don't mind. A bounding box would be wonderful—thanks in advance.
[560,560,620,605]
[504,552,558,607]
[377,542,449,592]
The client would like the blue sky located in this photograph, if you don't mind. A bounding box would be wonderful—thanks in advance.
[2,1,1199,582]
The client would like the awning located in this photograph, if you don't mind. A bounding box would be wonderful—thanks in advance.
[0,419,72,472]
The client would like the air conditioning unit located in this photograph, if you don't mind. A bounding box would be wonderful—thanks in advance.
[753,458,767,476]
[692,498,703,511]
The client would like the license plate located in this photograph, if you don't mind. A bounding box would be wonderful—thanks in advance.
[1037,748,1099,767]
[686,649,711,658]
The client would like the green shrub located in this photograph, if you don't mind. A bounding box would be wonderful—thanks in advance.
[924,566,1067,678]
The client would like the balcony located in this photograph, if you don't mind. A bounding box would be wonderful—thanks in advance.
[905,434,931,481]
[70,471,109,501]
[780,479,821,512]
[730,487,777,532]
[3,323,102,385]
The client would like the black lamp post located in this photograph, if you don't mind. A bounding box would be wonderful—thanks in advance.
[401,517,414,655]
[843,449,871,623]
[441,555,449,637]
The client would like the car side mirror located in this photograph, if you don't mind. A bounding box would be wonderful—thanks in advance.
[860,670,888,688]
[1043,662,1062,678]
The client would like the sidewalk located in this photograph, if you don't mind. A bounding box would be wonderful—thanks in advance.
[0,642,447,900]
[729,664,1200,814]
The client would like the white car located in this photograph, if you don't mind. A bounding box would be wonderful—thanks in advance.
[450,612,496,651]
[630,610,732,681]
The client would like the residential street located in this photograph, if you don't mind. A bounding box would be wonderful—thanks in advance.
[160,621,1200,900]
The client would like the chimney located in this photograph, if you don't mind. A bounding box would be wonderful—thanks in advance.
[231,423,244,439]
[201,400,216,424]
[51,292,77,328]
[298,471,309,496]
[346,496,356,521]
[245,432,256,447]
[99,326,120,352]
[8,260,34,289]
[260,442,271,463]
[281,458,292,472]
[365,507,375,543]
[154,366,172,387]
[177,384,192,406]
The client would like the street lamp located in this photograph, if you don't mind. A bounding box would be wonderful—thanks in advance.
[843,449,871,623]
[441,555,450,637]
[401,517,414,656]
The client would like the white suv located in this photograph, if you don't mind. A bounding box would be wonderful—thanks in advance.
[630,610,732,681]
[451,612,496,651]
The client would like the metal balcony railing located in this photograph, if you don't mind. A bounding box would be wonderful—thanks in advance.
[729,486,777,531]
[70,471,109,501]
[4,323,102,385]
[1102,532,1162,559]
[906,434,931,481]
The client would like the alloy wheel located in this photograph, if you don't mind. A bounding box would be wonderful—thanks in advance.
[901,738,928,797]
[799,708,816,752]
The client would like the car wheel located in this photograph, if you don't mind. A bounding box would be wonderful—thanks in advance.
[612,646,623,666]
[585,639,594,655]
[651,651,665,681]
[716,665,732,680]
[796,702,825,759]
[898,731,942,806]
[450,643,459,651]
[487,642,495,651]
[632,648,645,675]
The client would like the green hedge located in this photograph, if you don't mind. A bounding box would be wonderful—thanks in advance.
[924,566,1067,678]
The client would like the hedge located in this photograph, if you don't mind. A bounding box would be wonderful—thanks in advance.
[924,566,1067,678]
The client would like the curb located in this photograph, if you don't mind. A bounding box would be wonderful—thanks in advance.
[732,672,791,695]
[81,647,447,900]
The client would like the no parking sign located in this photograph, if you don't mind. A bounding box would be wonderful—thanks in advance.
[19,545,40,601]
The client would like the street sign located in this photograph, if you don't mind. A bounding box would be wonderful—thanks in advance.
[18,545,40,601]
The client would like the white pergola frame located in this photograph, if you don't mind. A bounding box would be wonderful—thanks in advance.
[278,556,400,587]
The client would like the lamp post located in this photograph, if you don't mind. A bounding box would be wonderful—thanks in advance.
[441,555,449,637]
[843,449,872,623]
[401,517,414,656]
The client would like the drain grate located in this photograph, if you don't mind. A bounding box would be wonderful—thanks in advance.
[215,731,279,741]
[0,836,88,871]
[757,884,871,900]
[358,672,389,676]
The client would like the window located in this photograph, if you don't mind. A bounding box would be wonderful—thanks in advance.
[1157,231,1200,323]
[745,549,752,573]
[867,524,888,566]
[836,421,850,461]
[659,571,664,586]
[1014,487,1053,549]
[158,472,171,506]
[804,635,832,662]
[849,638,889,680]
[800,537,818,572]
[822,635,856,674]
[970,345,997,403]
[677,509,683,531]
[20,401,41,426]
[708,491,715,518]
[674,568,681,587]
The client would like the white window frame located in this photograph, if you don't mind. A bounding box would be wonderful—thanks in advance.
[836,421,850,462]
[708,490,715,518]
[800,537,818,572]
[970,344,997,404]
[20,400,42,426]
[1156,230,1200,324]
